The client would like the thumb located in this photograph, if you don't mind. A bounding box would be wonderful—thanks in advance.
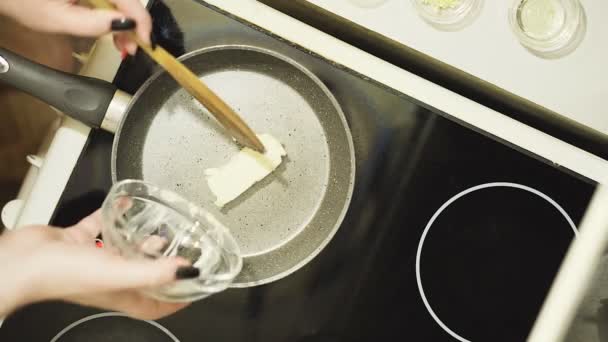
[49,6,124,37]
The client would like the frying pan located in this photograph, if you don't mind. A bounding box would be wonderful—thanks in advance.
[0,45,355,287]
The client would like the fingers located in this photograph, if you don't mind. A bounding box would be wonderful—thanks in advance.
[111,0,153,45]
[64,251,193,293]
[114,32,137,56]
[49,6,125,37]
[49,1,152,54]
[62,210,196,292]
[97,256,192,290]
[67,289,190,320]
[28,244,193,301]
[66,209,104,243]
[138,235,168,257]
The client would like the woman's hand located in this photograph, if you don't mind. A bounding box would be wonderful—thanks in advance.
[0,0,152,54]
[0,210,198,320]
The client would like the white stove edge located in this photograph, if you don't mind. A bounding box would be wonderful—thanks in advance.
[1,0,605,338]
[529,184,608,342]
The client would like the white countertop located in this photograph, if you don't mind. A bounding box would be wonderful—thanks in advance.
[306,0,608,136]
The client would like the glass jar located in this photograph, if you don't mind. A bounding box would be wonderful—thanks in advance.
[509,0,586,59]
[412,0,484,31]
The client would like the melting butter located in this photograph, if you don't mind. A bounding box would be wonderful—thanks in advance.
[204,134,286,207]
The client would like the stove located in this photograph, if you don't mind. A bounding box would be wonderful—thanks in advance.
[0,1,598,341]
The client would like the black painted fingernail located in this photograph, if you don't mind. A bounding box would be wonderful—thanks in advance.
[111,18,136,31]
[175,266,199,279]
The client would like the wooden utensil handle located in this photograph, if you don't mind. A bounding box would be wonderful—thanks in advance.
[88,0,265,152]
[133,36,263,150]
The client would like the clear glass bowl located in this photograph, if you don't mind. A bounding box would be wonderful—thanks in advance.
[509,0,586,59]
[101,179,242,302]
[412,0,484,31]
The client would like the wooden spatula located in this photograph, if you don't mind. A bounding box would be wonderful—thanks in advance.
[89,0,265,153]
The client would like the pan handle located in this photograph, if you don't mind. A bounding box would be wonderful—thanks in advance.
[0,47,116,128]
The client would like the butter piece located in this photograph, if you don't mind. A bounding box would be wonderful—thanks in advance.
[204,134,286,207]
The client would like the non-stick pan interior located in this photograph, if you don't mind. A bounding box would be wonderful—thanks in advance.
[113,46,355,286]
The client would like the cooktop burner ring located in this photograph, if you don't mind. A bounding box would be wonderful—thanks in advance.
[415,182,577,342]
[49,312,179,342]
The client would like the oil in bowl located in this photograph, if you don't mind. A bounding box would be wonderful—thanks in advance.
[517,0,566,40]
[412,0,484,31]
[509,0,586,58]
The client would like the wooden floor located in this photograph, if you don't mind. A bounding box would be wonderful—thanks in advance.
[0,16,87,229]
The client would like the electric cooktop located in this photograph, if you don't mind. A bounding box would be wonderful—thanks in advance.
[0,1,595,341]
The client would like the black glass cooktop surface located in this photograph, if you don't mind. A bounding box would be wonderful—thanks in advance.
[0,1,596,341]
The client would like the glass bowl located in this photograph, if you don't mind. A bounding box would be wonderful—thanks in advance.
[509,0,586,59]
[412,0,484,31]
[101,179,242,302]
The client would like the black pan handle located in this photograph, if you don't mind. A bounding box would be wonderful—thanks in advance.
[0,47,116,128]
